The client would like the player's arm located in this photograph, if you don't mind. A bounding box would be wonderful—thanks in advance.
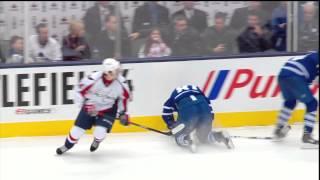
[162,97,176,129]
[117,81,131,126]
[74,75,96,107]
[117,75,133,101]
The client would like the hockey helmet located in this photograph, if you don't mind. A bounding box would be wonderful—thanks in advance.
[102,58,120,75]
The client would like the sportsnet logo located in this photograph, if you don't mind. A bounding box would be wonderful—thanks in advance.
[15,108,52,115]
[203,69,319,100]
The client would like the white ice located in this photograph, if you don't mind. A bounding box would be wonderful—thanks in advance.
[0,124,318,180]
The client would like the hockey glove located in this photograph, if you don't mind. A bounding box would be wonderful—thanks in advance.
[119,112,130,126]
[84,104,98,116]
[168,122,185,135]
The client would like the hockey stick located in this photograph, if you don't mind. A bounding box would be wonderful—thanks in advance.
[129,122,173,136]
[231,135,274,140]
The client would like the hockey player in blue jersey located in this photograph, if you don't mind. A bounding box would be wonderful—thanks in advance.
[274,51,319,148]
[162,85,234,152]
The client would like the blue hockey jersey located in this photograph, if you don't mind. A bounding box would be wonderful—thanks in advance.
[162,85,213,127]
[279,52,319,83]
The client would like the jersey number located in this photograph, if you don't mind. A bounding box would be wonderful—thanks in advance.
[175,85,197,93]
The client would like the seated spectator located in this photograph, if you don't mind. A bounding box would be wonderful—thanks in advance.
[94,15,131,59]
[138,28,171,58]
[230,1,269,33]
[130,2,170,40]
[62,20,91,61]
[29,23,62,62]
[172,1,208,33]
[83,1,115,45]
[7,36,24,63]
[237,13,272,53]
[271,1,287,51]
[166,16,202,56]
[202,12,236,55]
[298,2,319,52]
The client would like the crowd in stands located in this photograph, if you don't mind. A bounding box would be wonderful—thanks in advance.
[0,1,318,64]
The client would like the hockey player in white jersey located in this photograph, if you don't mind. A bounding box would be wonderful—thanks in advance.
[56,58,131,155]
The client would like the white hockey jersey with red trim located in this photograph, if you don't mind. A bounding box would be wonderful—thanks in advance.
[74,71,130,114]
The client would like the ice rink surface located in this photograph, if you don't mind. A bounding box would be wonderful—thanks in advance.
[0,124,318,180]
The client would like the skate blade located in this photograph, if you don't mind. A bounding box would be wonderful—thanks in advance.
[221,131,235,149]
[227,139,235,149]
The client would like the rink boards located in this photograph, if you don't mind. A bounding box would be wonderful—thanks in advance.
[0,55,318,137]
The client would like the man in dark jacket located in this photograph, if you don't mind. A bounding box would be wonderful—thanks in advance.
[237,13,272,53]
[83,1,115,44]
[172,1,208,34]
[94,15,131,59]
[202,12,236,55]
[229,1,269,32]
[167,16,202,56]
[130,2,170,40]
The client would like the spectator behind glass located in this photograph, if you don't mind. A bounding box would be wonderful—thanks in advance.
[167,16,202,56]
[172,1,208,33]
[62,20,91,61]
[95,15,131,59]
[0,44,6,63]
[237,13,272,53]
[130,2,170,40]
[229,1,269,32]
[298,2,319,52]
[83,1,115,44]
[7,36,24,63]
[271,1,287,51]
[138,28,171,58]
[29,23,62,62]
[202,12,236,55]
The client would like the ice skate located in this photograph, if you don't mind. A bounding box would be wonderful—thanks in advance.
[56,145,70,155]
[90,139,101,152]
[273,125,291,140]
[213,131,234,149]
[301,133,319,149]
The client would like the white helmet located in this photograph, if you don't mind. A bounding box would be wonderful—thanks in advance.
[102,58,120,74]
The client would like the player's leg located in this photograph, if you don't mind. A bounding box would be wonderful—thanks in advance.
[56,108,94,155]
[274,100,296,138]
[291,77,319,147]
[302,98,318,147]
[195,101,213,144]
[173,105,199,152]
[274,77,297,139]
[195,101,234,149]
[90,112,116,152]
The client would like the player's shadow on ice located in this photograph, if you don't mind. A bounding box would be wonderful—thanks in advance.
[55,149,134,163]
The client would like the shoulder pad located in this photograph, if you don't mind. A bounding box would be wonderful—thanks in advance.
[117,75,127,83]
